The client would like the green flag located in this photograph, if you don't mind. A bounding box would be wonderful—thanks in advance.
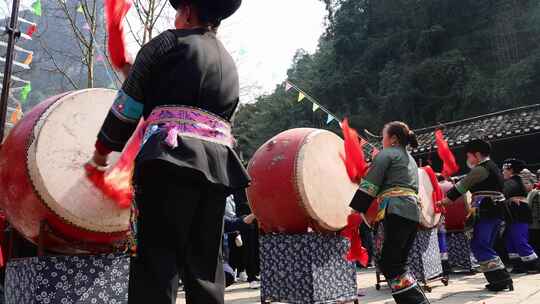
[77,5,84,13]
[20,83,32,102]
[31,0,42,16]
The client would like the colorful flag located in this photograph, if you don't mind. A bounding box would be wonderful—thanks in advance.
[297,92,305,102]
[23,53,33,66]
[285,82,292,91]
[26,24,37,37]
[326,114,335,124]
[312,103,320,112]
[31,0,42,16]
[83,22,91,30]
[10,103,23,124]
[96,54,105,62]
[77,5,84,13]
[20,83,32,102]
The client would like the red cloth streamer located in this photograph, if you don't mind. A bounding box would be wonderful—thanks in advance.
[105,0,132,69]
[26,24,37,37]
[422,166,444,214]
[435,129,459,178]
[85,120,146,209]
[340,119,368,183]
[340,213,369,266]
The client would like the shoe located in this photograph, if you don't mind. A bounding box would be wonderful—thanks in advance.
[485,282,514,291]
[510,258,526,274]
[392,285,430,304]
[238,271,248,282]
[249,281,261,289]
[524,259,540,274]
[484,269,513,292]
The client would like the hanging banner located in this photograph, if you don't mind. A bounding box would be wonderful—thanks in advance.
[10,103,23,124]
[312,103,320,112]
[23,53,33,65]
[20,83,32,102]
[31,0,42,16]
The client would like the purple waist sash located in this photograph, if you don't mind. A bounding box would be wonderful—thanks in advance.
[142,106,234,148]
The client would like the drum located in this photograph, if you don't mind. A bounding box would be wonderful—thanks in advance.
[439,180,471,231]
[247,128,357,233]
[0,89,130,254]
[417,168,442,229]
[363,168,442,229]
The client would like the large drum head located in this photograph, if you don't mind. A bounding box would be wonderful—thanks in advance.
[296,130,357,231]
[28,89,129,233]
[418,168,441,228]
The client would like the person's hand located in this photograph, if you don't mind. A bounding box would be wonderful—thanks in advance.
[243,214,256,225]
[437,198,451,208]
[87,150,109,171]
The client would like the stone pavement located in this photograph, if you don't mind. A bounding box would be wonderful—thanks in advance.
[176,269,540,303]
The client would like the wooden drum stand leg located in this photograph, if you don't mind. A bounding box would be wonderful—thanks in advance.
[37,220,50,256]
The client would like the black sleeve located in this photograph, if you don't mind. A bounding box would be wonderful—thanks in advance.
[349,189,376,213]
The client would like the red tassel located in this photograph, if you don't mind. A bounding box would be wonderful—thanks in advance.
[85,120,146,209]
[340,213,369,266]
[435,129,459,178]
[340,119,368,183]
[105,0,132,69]
[422,166,445,214]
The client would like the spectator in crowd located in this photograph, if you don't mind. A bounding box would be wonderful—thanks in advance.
[522,169,540,255]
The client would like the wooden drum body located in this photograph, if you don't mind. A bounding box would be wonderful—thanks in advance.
[0,89,130,254]
[247,128,357,233]
[440,181,471,231]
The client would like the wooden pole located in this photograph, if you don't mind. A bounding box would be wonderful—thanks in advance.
[0,0,22,142]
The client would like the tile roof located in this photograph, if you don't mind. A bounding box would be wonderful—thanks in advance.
[410,104,540,155]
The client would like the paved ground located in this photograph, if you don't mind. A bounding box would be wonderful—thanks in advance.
[176,269,540,303]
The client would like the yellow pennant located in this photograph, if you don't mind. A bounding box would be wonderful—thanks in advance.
[23,53,33,66]
[298,92,305,102]
[10,103,23,124]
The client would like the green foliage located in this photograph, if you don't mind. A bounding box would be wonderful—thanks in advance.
[234,0,540,160]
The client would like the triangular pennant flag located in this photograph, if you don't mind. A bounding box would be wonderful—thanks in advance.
[20,83,32,102]
[77,5,84,13]
[297,92,305,102]
[285,82,292,91]
[83,23,91,30]
[10,103,23,124]
[31,0,42,16]
[96,54,105,62]
[23,53,33,66]
[312,103,320,112]
[26,24,37,37]
[326,114,335,124]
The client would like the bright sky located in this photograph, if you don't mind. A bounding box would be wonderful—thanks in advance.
[219,0,327,99]
[2,0,327,101]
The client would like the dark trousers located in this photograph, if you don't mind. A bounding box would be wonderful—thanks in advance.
[360,222,374,265]
[529,229,540,255]
[379,214,418,280]
[244,227,260,282]
[128,161,228,304]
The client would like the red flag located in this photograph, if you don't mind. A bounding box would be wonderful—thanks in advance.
[85,119,145,209]
[26,24,37,37]
[435,129,459,178]
[340,119,368,183]
[423,166,444,213]
[340,213,369,266]
[105,0,132,69]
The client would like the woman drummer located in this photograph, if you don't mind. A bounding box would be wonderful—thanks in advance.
[88,0,249,303]
[349,121,429,304]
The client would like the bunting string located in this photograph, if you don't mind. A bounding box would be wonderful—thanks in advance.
[0,41,34,54]
[284,80,378,151]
